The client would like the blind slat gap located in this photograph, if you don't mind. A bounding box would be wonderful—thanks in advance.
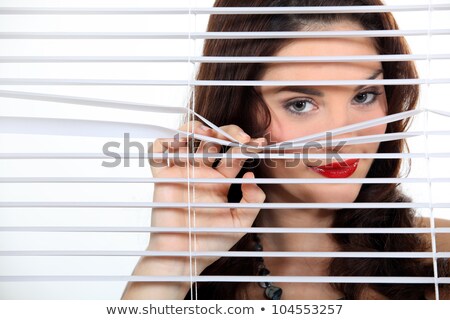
[0,91,443,128]
[0,109,430,144]
[0,119,434,146]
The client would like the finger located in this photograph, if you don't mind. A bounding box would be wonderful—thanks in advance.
[149,138,194,174]
[230,171,266,227]
[185,126,216,167]
[215,137,267,178]
[179,121,241,167]
[148,138,173,171]
[196,140,222,167]
[181,122,252,155]
[206,124,252,145]
[193,123,254,169]
[179,120,214,157]
[165,147,195,169]
[149,121,210,172]
[179,120,213,137]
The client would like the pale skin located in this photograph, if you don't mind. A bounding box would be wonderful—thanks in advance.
[122,21,450,300]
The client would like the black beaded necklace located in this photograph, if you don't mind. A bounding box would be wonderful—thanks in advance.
[253,234,283,300]
[253,234,347,300]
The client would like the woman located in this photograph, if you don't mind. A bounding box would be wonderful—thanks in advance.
[122,0,450,300]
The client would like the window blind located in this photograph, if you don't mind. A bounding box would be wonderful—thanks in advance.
[0,0,449,300]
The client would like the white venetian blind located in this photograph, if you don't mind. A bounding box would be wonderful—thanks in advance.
[0,0,449,300]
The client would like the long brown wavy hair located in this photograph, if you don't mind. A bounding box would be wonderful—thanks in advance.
[186,0,449,299]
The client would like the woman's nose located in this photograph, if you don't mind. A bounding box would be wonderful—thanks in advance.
[322,103,357,139]
[319,109,361,158]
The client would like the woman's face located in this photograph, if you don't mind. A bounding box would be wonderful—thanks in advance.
[257,21,388,204]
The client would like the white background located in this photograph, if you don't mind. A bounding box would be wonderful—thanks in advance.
[0,0,449,299]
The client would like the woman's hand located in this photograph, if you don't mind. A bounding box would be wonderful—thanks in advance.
[121,121,266,300]
[149,121,266,264]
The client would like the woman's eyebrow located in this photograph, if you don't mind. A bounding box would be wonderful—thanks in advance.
[367,69,384,80]
[355,69,384,91]
[274,69,384,96]
[275,87,325,97]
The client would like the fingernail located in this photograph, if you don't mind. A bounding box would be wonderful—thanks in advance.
[254,137,267,144]
[201,125,211,132]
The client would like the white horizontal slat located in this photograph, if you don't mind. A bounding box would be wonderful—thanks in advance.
[0,116,241,146]
[0,275,445,284]
[1,78,449,86]
[1,152,449,160]
[0,5,449,15]
[0,29,449,40]
[1,202,449,209]
[2,177,450,184]
[1,227,449,234]
[0,116,184,139]
[0,54,449,63]
[0,250,448,259]
[0,90,187,114]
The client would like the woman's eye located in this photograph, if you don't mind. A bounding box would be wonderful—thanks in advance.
[353,91,381,105]
[285,99,315,115]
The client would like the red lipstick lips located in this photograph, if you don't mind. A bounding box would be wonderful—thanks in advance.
[309,159,359,178]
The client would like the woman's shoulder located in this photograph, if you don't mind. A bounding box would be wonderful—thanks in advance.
[416,216,450,252]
